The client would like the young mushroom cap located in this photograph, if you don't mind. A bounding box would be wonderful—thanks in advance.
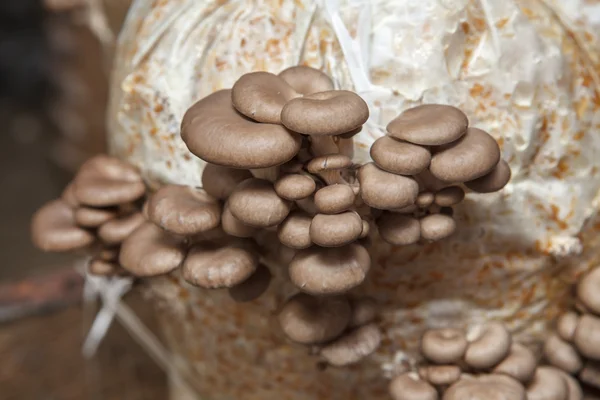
[228,178,291,228]
[72,155,145,207]
[416,192,435,208]
[420,328,468,364]
[288,243,371,295]
[274,174,316,201]
[98,212,145,245]
[277,293,351,344]
[314,184,356,214]
[231,71,298,124]
[464,322,512,370]
[89,258,123,276]
[182,240,258,289]
[221,203,257,238]
[281,90,369,136]
[419,365,462,386]
[201,163,253,200]
[181,90,301,169]
[526,366,569,400]
[377,213,421,246]
[544,333,583,374]
[429,128,501,183]
[359,163,419,210]
[73,207,117,228]
[577,267,600,316]
[465,159,511,193]
[434,186,465,207]
[277,211,313,249]
[309,211,363,247]
[420,214,457,242]
[386,104,468,146]
[119,221,186,277]
[573,314,600,360]
[148,185,221,235]
[557,312,579,342]
[31,199,95,252]
[320,323,382,367]
[228,263,272,302]
[349,296,378,328]
[278,66,334,95]
[443,374,526,400]
[493,343,537,383]
[389,373,439,400]
[370,136,432,176]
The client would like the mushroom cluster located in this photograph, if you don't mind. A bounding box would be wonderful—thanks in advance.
[389,322,582,399]
[31,155,146,276]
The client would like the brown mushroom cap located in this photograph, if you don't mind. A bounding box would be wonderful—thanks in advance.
[31,199,95,252]
[89,258,123,276]
[434,186,465,207]
[573,314,600,360]
[420,214,456,242]
[310,211,363,247]
[371,136,432,176]
[98,212,145,245]
[320,323,381,366]
[288,243,371,295]
[577,267,600,316]
[228,263,272,302]
[465,159,511,193]
[148,185,221,235]
[416,192,435,208]
[359,163,419,210]
[544,333,583,374]
[119,221,186,277]
[389,373,438,400]
[274,174,316,201]
[181,90,301,169]
[278,66,334,95]
[221,203,257,238]
[421,328,468,364]
[419,365,461,386]
[73,207,117,228]
[443,374,526,400]
[493,343,537,383]
[464,322,512,370]
[306,154,353,175]
[314,184,356,214]
[349,297,378,328]
[526,367,569,400]
[182,240,258,289]
[228,178,291,228]
[281,90,369,136]
[231,71,298,124]
[97,247,119,261]
[201,163,253,200]
[429,127,501,183]
[557,312,579,342]
[386,104,468,146]
[377,213,421,246]
[277,211,312,249]
[277,293,351,344]
[72,155,145,207]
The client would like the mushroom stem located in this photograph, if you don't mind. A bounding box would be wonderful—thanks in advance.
[251,166,281,182]
[335,137,354,158]
[310,135,339,157]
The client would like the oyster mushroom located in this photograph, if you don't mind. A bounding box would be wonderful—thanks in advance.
[228,178,291,228]
[319,323,382,367]
[443,374,526,400]
[74,207,117,228]
[434,186,465,207]
[98,212,145,245]
[278,65,334,95]
[221,203,257,238]
[579,360,600,390]
[416,192,435,208]
[377,213,421,246]
[573,314,600,360]
[89,258,124,276]
[359,163,419,210]
[314,184,356,214]
[277,211,312,249]
[421,328,468,364]
[201,163,252,200]
[464,322,512,370]
[370,136,431,176]
[228,263,272,303]
[389,373,438,400]
[465,159,512,193]
[309,211,363,247]
[418,365,461,387]
[577,267,600,316]
[557,312,580,342]
[493,343,537,383]
[349,296,378,328]
[526,366,569,400]
[420,214,457,242]
[274,174,317,201]
[306,154,353,186]
[544,333,583,374]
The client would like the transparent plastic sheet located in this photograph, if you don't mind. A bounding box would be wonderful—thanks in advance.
[105,0,600,398]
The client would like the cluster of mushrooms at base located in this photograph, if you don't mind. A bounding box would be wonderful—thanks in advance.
[30,65,595,398]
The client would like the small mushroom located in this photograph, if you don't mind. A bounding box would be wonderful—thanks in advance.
[377,213,421,246]
[181,90,301,169]
[465,159,511,193]
[573,314,600,360]
[281,90,369,136]
[544,333,583,374]
[306,154,353,185]
[201,163,253,200]
[360,220,371,239]
[228,263,272,302]
[444,374,526,400]
[89,258,123,276]
[278,65,334,95]
[295,196,319,216]
[288,243,371,295]
[416,192,435,208]
[557,312,579,342]
[419,365,461,387]
[421,328,468,364]
[31,199,95,252]
[119,221,186,277]
[277,211,312,249]
[274,174,316,201]
[389,373,438,400]
[221,203,257,238]
[72,155,145,207]
[386,104,468,146]
[577,267,600,316]
[231,71,298,123]
[578,360,600,390]
[359,163,419,210]
[228,178,291,228]
[493,343,537,383]
[560,371,583,400]
[464,322,512,370]
[429,128,501,183]
[73,206,117,228]
[370,136,431,176]
[420,214,456,242]
[313,184,356,214]
[98,212,145,245]
[97,247,119,261]
[147,185,221,235]
[319,323,382,366]
[349,296,378,328]
[434,186,465,207]
[309,211,363,247]
[526,366,569,400]
[277,293,351,344]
